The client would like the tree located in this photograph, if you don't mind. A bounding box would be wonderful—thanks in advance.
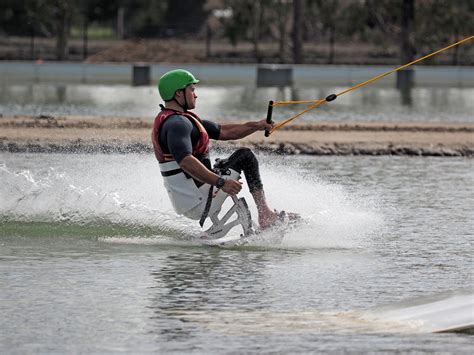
[275,0,292,63]
[222,0,273,62]
[79,0,118,59]
[160,0,206,37]
[416,0,474,65]
[25,0,77,61]
[24,0,54,59]
[118,0,168,38]
[307,0,353,64]
[400,0,415,63]
[292,0,303,64]
[52,0,74,60]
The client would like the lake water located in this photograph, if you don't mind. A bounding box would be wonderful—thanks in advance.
[1,83,473,123]
[1,152,472,352]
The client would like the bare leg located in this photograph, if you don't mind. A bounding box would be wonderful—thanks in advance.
[252,188,300,229]
[251,189,279,228]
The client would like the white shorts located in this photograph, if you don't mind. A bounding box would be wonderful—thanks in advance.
[183,169,240,220]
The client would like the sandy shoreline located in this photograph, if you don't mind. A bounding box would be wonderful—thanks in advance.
[1,115,473,157]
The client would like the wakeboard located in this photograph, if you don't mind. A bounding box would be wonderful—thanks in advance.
[196,188,302,247]
[199,232,251,247]
[198,214,303,247]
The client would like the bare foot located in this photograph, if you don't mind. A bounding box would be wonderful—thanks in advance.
[258,210,279,229]
[258,210,300,229]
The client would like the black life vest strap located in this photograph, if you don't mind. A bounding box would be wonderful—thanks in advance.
[160,168,184,177]
[160,97,188,112]
[159,161,192,179]
[199,185,214,227]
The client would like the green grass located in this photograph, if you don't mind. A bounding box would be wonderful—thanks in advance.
[70,25,117,40]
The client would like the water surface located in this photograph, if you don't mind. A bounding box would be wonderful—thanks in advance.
[1,152,472,352]
[1,84,473,123]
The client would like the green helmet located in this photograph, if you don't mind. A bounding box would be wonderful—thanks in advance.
[158,69,200,101]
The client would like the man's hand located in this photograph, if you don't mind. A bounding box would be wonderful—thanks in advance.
[221,179,242,195]
[256,118,274,132]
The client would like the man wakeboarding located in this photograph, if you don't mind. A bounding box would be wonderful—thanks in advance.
[152,69,297,236]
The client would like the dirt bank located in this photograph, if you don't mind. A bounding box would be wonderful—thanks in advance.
[1,115,473,157]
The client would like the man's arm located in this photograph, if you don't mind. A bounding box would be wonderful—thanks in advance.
[218,119,273,140]
[164,116,241,195]
[180,155,242,195]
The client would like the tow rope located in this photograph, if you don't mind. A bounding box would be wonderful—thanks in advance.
[264,35,474,137]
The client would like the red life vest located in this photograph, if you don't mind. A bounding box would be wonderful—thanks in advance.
[151,108,210,163]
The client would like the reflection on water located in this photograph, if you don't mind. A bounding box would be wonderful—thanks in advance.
[400,85,413,106]
[0,83,472,122]
[148,251,273,341]
[149,250,290,311]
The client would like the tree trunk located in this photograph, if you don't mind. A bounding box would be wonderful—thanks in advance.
[82,17,88,61]
[55,1,69,61]
[292,0,303,64]
[30,28,35,61]
[117,7,125,39]
[278,0,289,63]
[400,0,415,63]
[206,22,211,58]
[328,25,335,64]
[253,1,261,63]
[399,0,415,105]
[452,31,459,65]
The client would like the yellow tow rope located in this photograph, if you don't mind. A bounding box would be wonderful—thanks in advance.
[265,35,473,137]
